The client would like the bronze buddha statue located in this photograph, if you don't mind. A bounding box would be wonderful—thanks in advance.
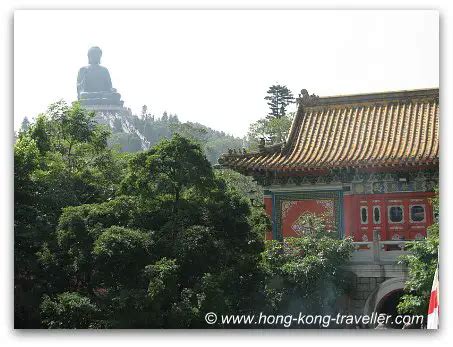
[77,46,123,106]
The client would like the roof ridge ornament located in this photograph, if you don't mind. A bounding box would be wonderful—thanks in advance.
[297,89,319,106]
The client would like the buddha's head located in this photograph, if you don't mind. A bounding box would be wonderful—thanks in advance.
[88,46,102,65]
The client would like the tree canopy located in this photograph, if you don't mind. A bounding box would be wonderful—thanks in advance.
[397,190,439,317]
[264,84,295,119]
[14,101,126,327]
[247,112,295,149]
[260,215,354,320]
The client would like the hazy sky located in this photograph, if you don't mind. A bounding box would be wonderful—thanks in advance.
[14,10,439,137]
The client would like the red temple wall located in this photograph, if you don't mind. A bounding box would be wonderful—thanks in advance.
[346,191,435,242]
[262,191,435,242]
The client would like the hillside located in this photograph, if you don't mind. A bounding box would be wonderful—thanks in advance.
[95,109,244,164]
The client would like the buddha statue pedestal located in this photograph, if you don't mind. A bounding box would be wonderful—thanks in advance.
[79,89,124,107]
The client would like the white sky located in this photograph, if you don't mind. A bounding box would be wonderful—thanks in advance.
[14,10,439,137]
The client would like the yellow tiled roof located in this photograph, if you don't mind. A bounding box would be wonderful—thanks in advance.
[219,88,439,173]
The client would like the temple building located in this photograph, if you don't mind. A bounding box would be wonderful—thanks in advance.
[219,88,439,244]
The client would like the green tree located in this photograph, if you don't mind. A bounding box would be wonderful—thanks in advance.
[108,132,143,152]
[37,134,267,328]
[247,112,295,149]
[14,101,125,328]
[214,168,263,205]
[264,84,295,119]
[121,134,214,205]
[20,116,31,132]
[141,105,148,119]
[397,191,439,316]
[93,226,153,287]
[259,215,354,320]
[40,292,100,329]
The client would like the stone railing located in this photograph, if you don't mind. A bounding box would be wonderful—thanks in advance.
[350,240,416,264]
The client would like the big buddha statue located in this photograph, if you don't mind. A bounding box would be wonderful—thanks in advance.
[77,46,123,106]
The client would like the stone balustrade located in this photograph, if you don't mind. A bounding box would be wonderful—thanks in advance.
[350,240,418,264]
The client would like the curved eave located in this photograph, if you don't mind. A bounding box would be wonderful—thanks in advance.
[220,156,439,174]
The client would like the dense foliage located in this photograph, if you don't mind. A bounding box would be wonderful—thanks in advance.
[14,101,126,327]
[15,101,352,328]
[247,113,295,150]
[397,191,439,316]
[260,214,354,319]
[214,168,263,204]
